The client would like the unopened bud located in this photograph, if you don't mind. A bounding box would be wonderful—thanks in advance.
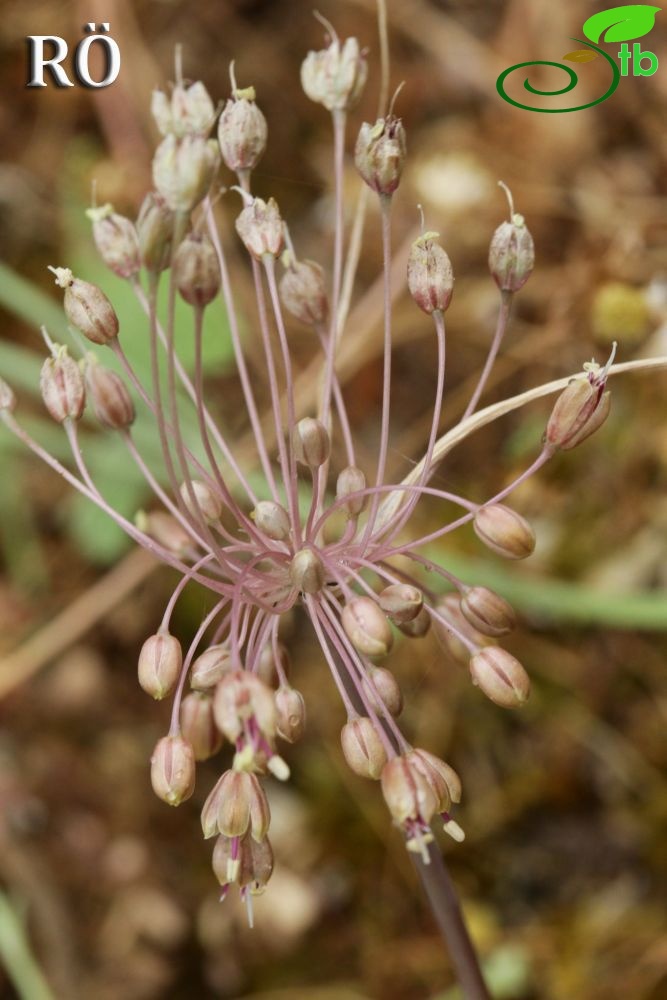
[489,212,534,292]
[473,504,536,560]
[381,756,438,826]
[275,686,306,742]
[252,500,291,541]
[469,646,530,708]
[336,465,367,518]
[87,204,141,279]
[461,586,516,637]
[51,268,119,345]
[180,691,223,761]
[300,34,367,112]
[355,116,406,196]
[218,87,268,173]
[138,631,182,700]
[212,832,274,891]
[0,377,16,413]
[363,666,403,717]
[256,642,290,687]
[214,670,277,743]
[179,479,223,522]
[137,510,192,557]
[290,547,324,594]
[153,134,217,213]
[191,644,232,691]
[546,374,611,451]
[40,346,85,423]
[407,232,454,314]
[341,596,393,658]
[341,717,387,779]
[136,192,175,273]
[397,606,431,638]
[279,259,329,327]
[293,417,330,469]
[215,769,270,841]
[433,595,490,667]
[152,80,215,138]
[84,357,135,430]
[150,735,195,806]
[235,197,283,259]
[173,233,220,307]
[406,748,462,812]
[378,583,423,624]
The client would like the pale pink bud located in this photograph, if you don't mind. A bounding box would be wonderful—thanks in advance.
[52,268,119,345]
[469,646,530,708]
[0,377,16,413]
[252,500,291,541]
[473,504,536,560]
[218,88,268,173]
[152,81,215,138]
[215,770,270,842]
[213,670,277,744]
[460,586,516,638]
[362,666,403,717]
[293,417,330,469]
[398,606,431,638]
[179,691,223,761]
[300,35,367,112]
[136,192,174,273]
[279,259,329,327]
[150,735,195,806]
[378,584,423,624]
[489,213,534,292]
[546,376,611,451]
[407,232,454,314]
[88,205,140,279]
[290,548,325,594]
[340,717,387,779]
[406,748,462,812]
[40,347,85,423]
[173,233,220,307]
[355,116,406,196]
[138,632,182,700]
[256,642,290,687]
[336,466,368,518]
[179,479,223,522]
[212,832,274,891]
[433,595,489,667]
[84,357,135,430]
[341,597,393,658]
[275,686,306,743]
[235,197,284,259]
[380,756,438,826]
[152,134,217,213]
[136,510,192,558]
[191,644,232,691]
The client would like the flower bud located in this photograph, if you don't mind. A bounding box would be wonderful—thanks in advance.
[40,346,85,423]
[378,583,423,624]
[218,87,268,173]
[461,586,516,638]
[214,670,277,744]
[213,832,274,892]
[405,748,461,812]
[293,417,330,469]
[150,735,195,806]
[87,204,140,279]
[191,644,232,691]
[279,259,329,327]
[252,500,291,541]
[138,631,182,700]
[300,34,367,112]
[173,233,220,307]
[473,504,536,560]
[290,547,324,594]
[469,646,530,708]
[363,666,403,717]
[136,510,192,557]
[397,606,431,638]
[489,213,534,292]
[0,377,16,413]
[340,717,387,779]
[235,197,284,260]
[354,116,406,196]
[407,232,454,314]
[275,686,306,743]
[152,134,217,214]
[180,691,223,761]
[152,81,215,138]
[136,192,175,273]
[545,375,611,451]
[214,770,270,842]
[380,756,438,826]
[341,596,393,658]
[433,595,489,667]
[256,641,290,687]
[179,479,223,522]
[51,268,119,345]
[336,465,367,518]
[84,357,135,430]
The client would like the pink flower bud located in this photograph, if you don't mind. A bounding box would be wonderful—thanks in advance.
[40,347,85,424]
[380,755,438,826]
[180,691,223,761]
[378,583,423,624]
[152,134,218,213]
[150,735,195,806]
[191,644,232,691]
[336,465,367,518]
[279,259,329,327]
[213,670,277,744]
[300,35,367,112]
[179,479,223,522]
[546,375,611,451]
[355,115,406,196]
[218,88,268,173]
[136,192,174,273]
[212,832,274,892]
[88,205,140,279]
[362,666,403,717]
[460,586,516,637]
[52,268,119,345]
[293,417,330,469]
[489,213,534,292]
[290,548,325,594]
[407,232,454,314]
[235,197,284,260]
[213,770,270,842]
[433,595,489,667]
[256,641,290,687]
[136,510,192,557]
[252,500,291,541]
[152,81,215,138]
[473,504,536,560]
[138,631,182,700]
[469,646,530,708]
[0,377,16,413]
[173,233,220,307]
[405,748,462,812]
[275,686,306,743]
[397,606,431,639]
[340,717,387,779]
[84,358,135,430]
[341,596,393,658]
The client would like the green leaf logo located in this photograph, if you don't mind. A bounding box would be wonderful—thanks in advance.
[583,4,661,44]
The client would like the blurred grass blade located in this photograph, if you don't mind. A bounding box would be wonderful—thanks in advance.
[0,890,56,1000]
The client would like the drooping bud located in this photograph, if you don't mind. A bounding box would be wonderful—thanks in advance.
[489,200,534,293]
[300,34,367,112]
[341,596,393,658]
[545,365,612,452]
[397,606,431,639]
[252,500,291,541]
[460,586,516,638]
[136,510,192,558]
[433,595,489,667]
[191,644,232,691]
[151,80,215,138]
[84,356,135,430]
[340,717,387,779]
[40,346,86,423]
[87,204,141,279]
[173,233,220,307]
[136,192,175,273]
[0,377,16,413]
[138,631,182,700]
[473,504,536,560]
[180,691,223,761]
[405,748,462,812]
[378,583,423,624]
[290,548,325,594]
[407,231,454,314]
[235,197,284,260]
[380,756,438,827]
[279,258,329,327]
[293,417,330,469]
[51,268,119,345]
[362,666,403,717]
[212,832,274,893]
[179,479,223,522]
[150,735,195,806]
[218,84,268,173]
[355,116,407,196]
[212,770,270,842]
[256,641,290,687]
[469,646,530,708]
[336,465,367,518]
[275,686,306,743]
[213,670,277,744]
[152,134,218,214]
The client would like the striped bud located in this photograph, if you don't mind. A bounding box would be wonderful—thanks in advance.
[173,233,220,307]
[136,192,174,273]
[180,691,223,761]
[293,417,330,469]
[153,134,218,213]
[191,644,232,691]
[150,735,195,806]
[380,756,438,826]
[301,35,367,112]
[405,748,462,813]
[378,583,423,624]
[218,87,267,173]
[407,232,454,314]
[40,346,85,423]
[362,666,403,717]
[460,586,516,637]
[341,717,387,779]
[489,213,534,292]
[355,115,406,196]
[473,504,535,560]
[469,646,530,708]
[235,197,283,260]
[138,631,182,700]
[546,377,611,451]
[341,597,393,658]
[84,358,135,430]
[275,686,306,743]
[279,259,329,327]
[88,205,140,279]
[51,268,119,345]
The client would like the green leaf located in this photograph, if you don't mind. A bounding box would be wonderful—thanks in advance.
[583,4,661,44]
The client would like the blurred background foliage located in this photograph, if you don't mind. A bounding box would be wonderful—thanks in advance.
[1,1,667,998]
